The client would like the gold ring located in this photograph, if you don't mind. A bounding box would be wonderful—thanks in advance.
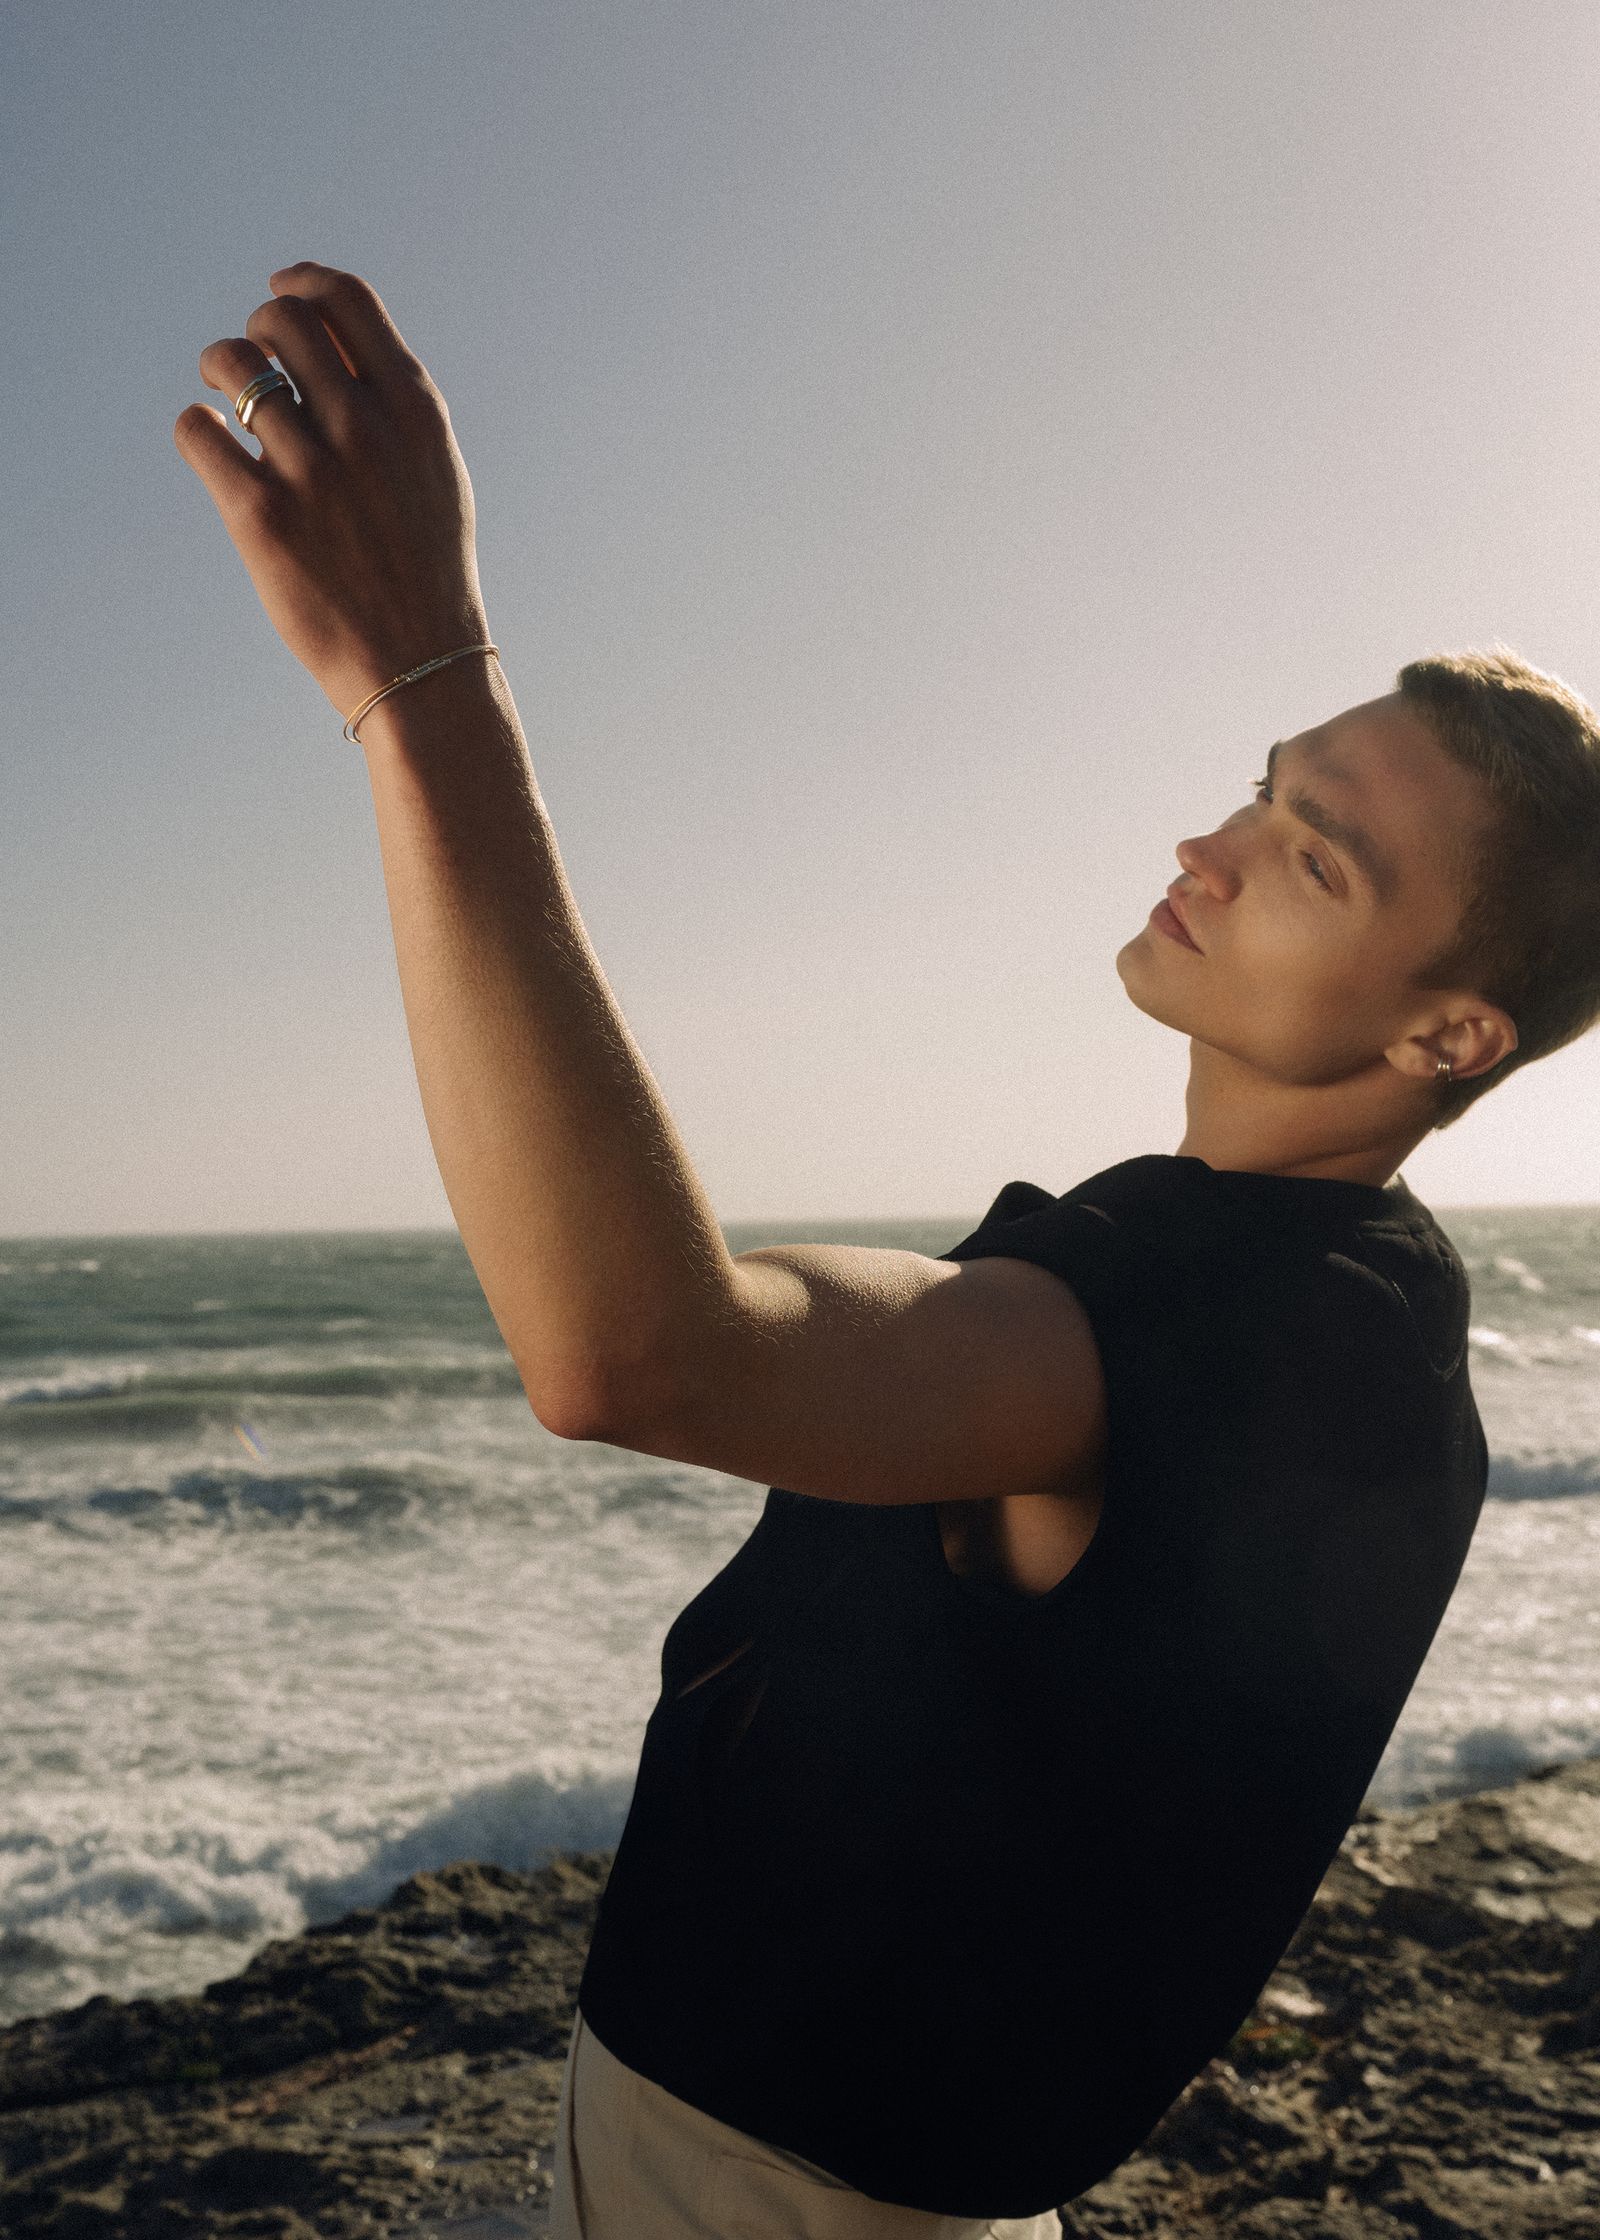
[233,369,293,431]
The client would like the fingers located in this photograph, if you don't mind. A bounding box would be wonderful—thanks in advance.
[268,261,427,391]
[197,335,314,468]
[244,294,357,433]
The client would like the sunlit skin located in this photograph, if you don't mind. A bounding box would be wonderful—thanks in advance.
[1116,695,1520,1189]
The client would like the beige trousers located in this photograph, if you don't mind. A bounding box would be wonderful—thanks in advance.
[549,2005,1063,2239]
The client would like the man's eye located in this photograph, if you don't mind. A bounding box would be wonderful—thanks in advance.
[1250,775,1332,890]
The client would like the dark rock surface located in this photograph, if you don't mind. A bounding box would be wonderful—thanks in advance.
[1064,1754,1600,2239]
[0,1853,603,2239]
[2,1760,1599,2237]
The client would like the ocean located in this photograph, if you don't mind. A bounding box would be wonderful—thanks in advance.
[3,1202,1598,2030]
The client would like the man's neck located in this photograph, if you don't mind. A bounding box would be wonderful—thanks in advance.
[1176,1044,1425,1188]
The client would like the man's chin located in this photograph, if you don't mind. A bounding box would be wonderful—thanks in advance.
[1115,933,1194,1029]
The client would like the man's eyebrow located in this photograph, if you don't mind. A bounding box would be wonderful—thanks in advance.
[1265,739,1399,904]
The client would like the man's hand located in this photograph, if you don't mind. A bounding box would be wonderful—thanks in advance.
[174,263,490,725]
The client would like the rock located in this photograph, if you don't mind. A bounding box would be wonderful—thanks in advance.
[0,1854,608,2239]
[4,1765,1600,2236]
[1058,1755,1600,2236]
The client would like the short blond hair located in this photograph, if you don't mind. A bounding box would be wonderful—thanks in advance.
[1396,646,1600,1129]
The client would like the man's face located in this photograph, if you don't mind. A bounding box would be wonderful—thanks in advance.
[1116,693,1495,1087]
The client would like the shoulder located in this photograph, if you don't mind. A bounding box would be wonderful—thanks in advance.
[942,1161,1248,1358]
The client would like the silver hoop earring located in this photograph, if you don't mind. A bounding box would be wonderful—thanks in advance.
[1435,1053,1453,1085]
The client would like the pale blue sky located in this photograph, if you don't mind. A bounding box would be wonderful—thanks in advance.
[5,0,1600,1231]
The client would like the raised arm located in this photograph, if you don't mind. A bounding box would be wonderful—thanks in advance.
[174,263,1105,1508]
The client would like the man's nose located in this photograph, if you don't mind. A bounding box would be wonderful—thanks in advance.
[1174,829,1240,898]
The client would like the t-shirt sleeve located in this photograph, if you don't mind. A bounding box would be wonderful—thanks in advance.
[937,1161,1203,1509]
[940,1176,1142,1328]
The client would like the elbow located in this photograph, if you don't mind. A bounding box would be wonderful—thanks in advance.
[533,1405,600,1444]
[522,1352,684,1449]
[528,1380,620,1445]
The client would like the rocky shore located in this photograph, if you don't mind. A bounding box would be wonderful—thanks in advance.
[3,1758,1599,2238]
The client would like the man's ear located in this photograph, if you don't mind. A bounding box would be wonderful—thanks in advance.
[1416,1008,1514,1093]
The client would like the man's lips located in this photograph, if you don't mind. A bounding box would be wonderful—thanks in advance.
[1149,894,1203,952]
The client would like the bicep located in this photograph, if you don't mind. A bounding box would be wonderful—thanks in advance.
[611,1242,1107,1506]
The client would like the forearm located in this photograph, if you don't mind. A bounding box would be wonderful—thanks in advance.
[358,652,736,1433]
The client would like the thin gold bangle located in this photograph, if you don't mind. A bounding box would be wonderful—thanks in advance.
[342,642,502,745]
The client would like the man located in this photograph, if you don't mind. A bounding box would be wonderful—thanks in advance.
[177,265,1600,2237]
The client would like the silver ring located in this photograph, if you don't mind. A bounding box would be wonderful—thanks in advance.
[233,368,293,431]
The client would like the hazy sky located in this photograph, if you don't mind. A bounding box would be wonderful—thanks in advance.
[5,0,1600,1232]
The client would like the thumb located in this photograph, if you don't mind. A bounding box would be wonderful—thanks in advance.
[173,401,268,521]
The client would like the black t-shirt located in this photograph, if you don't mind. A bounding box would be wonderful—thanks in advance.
[575,1154,1488,2218]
